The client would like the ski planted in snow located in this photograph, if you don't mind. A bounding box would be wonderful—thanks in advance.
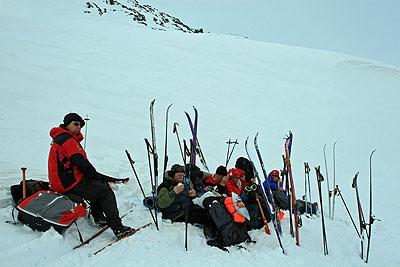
[323,144,332,219]
[144,99,159,229]
[352,171,367,260]
[365,149,378,263]
[185,108,209,172]
[162,104,173,179]
[282,154,294,237]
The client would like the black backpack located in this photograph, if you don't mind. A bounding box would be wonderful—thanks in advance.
[206,199,251,247]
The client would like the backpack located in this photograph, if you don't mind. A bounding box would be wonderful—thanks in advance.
[207,199,251,247]
[16,190,87,234]
[10,179,50,204]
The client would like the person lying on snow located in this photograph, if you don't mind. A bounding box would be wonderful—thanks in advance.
[219,157,271,230]
[48,112,132,237]
[193,191,251,249]
[156,164,212,226]
[263,169,318,216]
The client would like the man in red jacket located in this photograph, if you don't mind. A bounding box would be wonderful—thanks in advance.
[48,113,131,237]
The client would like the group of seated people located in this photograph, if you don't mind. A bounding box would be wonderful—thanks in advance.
[155,157,317,248]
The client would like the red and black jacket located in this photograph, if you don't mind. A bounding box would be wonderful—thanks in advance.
[48,127,97,193]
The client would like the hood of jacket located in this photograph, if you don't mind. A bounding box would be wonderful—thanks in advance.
[49,126,84,142]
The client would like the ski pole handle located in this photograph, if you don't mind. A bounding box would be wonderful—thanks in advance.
[21,167,27,199]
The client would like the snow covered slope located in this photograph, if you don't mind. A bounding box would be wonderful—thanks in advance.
[0,1,399,266]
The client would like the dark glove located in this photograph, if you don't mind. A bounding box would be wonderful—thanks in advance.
[98,173,129,184]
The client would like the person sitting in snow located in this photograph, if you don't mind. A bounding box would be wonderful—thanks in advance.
[156,164,212,225]
[235,157,255,183]
[263,169,318,216]
[223,168,249,196]
[233,157,272,230]
[202,165,228,195]
[48,113,132,237]
[184,163,207,194]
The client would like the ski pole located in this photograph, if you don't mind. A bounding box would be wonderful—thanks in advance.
[315,166,329,256]
[323,144,332,219]
[255,193,271,235]
[125,150,158,230]
[304,162,311,217]
[21,167,27,199]
[225,139,238,167]
[332,141,337,219]
[336,185,360,238]
[307,164,312,218]
[225,139,231,167]
[144,138,158,229]
[83,115,90,150]
[173,123,185,164]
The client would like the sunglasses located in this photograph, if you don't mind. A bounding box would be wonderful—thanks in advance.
[244,183,257,193]
[73,122,81,127]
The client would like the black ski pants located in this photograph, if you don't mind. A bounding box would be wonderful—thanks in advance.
[66,177,122,230]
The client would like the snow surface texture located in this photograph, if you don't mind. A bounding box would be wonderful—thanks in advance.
[0,1,399,266]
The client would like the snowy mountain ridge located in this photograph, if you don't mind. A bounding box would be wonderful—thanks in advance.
[85,0,203,33]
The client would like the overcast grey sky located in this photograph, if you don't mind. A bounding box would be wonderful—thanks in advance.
[147,0,400,66]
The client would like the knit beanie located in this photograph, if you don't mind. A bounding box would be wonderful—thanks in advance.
[63,113,85,127]
[215,165,227,176]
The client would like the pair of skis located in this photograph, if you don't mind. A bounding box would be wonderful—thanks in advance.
[185,108,209,172]
[77,222,151,255]
[93,223,151,255]
[144,100,174,230]
[183,107,199,251]
[284,132,301,246]
[352,149,378,263]
[73,209,151,255]
[244,135,285,254]
[323,142,338,220]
